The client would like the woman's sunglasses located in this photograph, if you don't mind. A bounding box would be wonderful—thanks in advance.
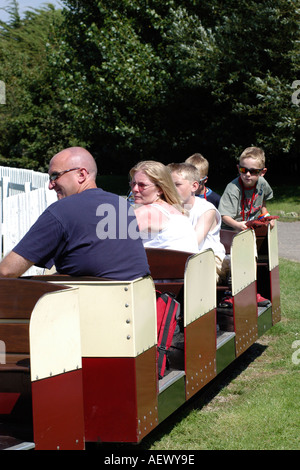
[129,181,156,191]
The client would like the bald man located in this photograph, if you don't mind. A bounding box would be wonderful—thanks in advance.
[0,147,150,280]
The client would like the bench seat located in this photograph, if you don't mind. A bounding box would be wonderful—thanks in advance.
[1,355,30,372]
[0,279,71,443]
[145,247,193,298]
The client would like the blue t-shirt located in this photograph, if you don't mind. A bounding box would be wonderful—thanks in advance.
[197,187,220,208]
[13,188,150,280]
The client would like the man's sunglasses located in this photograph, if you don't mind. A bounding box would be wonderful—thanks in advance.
[49,167,80,182]
[239,166,264,176]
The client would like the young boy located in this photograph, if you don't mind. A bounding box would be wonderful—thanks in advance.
[218,147,273,231]
[168,162,228,283]
[185,153,221,208]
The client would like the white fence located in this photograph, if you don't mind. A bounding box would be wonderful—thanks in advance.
[0,166,57,275]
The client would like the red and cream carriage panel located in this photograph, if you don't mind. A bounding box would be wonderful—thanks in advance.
[267,220,281,324]
[230,228,258,356]
[29,287,85,450]
[53,276,158,443]
[183,249,217,398]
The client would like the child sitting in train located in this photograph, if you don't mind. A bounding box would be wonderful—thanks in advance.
[168,162,229,283]
[218,146,273,231]
[218,147,272,306]
[185,153,221,208]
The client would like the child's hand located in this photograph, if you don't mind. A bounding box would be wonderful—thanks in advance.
[236,221,249,231]
[222,215,252,232]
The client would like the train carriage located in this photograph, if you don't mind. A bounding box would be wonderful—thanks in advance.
[0,221,281,450]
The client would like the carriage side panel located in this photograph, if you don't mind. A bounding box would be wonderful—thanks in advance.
[57,277,158,443]
[268,222,281,325]
[184,250,217,398]
[82,346,157,443]
[231,230,258,357]
[29,288,85,450]
[185,310,216,398]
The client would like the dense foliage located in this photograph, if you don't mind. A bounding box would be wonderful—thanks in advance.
[0,2,65,169]
[0,0,299,176]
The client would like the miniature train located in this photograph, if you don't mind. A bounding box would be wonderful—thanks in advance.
[0,221,281,450]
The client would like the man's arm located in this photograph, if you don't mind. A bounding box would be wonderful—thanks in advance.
[0,251,34,278]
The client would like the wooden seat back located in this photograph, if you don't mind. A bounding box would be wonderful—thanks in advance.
[220,229,238,254]
[0,279,69,368]
[145,248,193,296]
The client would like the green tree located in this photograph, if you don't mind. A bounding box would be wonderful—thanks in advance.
[0,2,67,170]
[51,0,219,171]
[198,0,300,173]
[0,0,299,175]
[55,0,300,174]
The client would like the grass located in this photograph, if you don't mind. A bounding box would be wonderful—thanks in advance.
[267,184,300,221]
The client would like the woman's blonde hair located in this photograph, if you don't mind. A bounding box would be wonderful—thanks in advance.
[129,160,184,212]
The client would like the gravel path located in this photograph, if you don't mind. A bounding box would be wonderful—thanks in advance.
[277,221,300,263]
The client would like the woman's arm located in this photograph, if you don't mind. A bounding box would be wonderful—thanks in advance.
[134,204,168,233]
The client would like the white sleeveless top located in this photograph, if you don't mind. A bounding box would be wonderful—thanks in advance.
[141,203,198,253]
[188,197,225,259]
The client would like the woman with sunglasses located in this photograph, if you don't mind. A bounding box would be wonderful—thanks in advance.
[129,160,198,253]
[218,147,273,231]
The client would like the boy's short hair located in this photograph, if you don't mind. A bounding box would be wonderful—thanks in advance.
[185,153,209,178]
[168,162,200,183]
[239,147,266,168]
